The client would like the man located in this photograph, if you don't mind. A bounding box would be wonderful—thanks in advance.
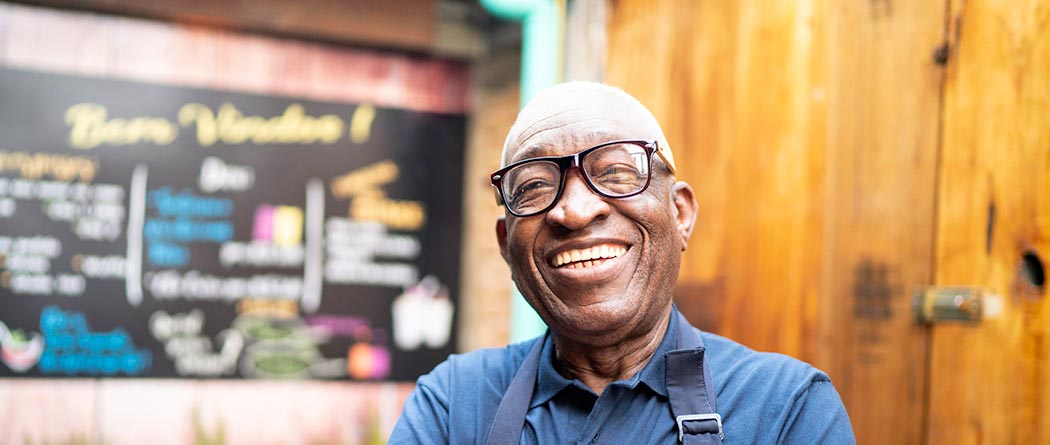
[390,82,855,444]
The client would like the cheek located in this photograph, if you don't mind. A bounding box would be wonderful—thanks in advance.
[505,221,539,269]
[635,206,680,256]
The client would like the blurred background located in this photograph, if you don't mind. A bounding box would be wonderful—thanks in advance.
[0,0,1046,444]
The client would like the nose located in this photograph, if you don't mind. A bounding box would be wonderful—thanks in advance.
[545,169,610,230]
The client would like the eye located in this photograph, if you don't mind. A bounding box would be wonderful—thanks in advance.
[513,178,555,198]
[593,164,642,183]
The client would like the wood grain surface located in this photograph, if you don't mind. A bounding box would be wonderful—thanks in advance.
[928,0,1050,443]
[607,1,951,443]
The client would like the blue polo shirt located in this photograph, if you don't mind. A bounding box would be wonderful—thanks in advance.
[390,310,855,444]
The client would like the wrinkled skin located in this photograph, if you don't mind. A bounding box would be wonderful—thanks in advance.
[495,83,699,394]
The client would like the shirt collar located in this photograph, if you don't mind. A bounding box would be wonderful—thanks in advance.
[530,307,681,407]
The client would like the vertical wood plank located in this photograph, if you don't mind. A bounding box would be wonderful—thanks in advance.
[606,1,946,443]
[929,0,1050,443]
[820,2,945,443]
[607,0,828,358]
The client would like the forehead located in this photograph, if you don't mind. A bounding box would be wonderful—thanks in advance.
[503,89,654,165]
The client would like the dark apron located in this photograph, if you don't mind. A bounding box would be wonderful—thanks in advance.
[484,311,724,445]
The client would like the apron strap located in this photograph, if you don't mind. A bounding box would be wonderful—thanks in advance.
[484,334,545,445]
[485,310,723,445]
[666,311,723,444]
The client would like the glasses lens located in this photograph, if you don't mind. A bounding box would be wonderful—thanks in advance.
[502,160,561,215]
[583,143,650,196]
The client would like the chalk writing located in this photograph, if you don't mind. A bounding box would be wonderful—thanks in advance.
[349,104,375,144]
[0,150,98,182]
[150,310,242,377]
[4,273,85,297]
[237,299,299,318]
[324,218,421,288]
[144,188,233,267]
[147,270,303,302]
[198,157,255,193]
[65,103,179,149]
[0,178,129,242]
[219,242,304,268]
[37,306,151,376]
[325,260,418,288]
[60,101,383,149]
[305,315,371,337]
[351,193,426,231]
[178,103,343,147]
[331,161,398,198]
[0,236,61,257]
[149,188,232,218]
[0,197,14,217]
[72,254,125,279]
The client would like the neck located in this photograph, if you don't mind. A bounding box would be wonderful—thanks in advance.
[551,308,672,395]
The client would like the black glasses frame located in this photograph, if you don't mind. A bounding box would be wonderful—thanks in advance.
[490,139,661,217]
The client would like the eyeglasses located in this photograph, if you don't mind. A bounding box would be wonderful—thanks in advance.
[490,139,667,217]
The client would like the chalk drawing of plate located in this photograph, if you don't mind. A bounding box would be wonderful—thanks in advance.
[240,339,321,379]
[0,321,45,373]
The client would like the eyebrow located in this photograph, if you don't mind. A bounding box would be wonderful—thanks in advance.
[510,128,633,163]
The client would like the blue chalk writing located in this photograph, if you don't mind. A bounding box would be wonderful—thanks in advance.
[143,218,233,243]
[148,241,190,267]
[148,188,233,218]
[37,306,152,376]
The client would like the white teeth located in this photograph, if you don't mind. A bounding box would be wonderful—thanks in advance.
[552,244,628,268]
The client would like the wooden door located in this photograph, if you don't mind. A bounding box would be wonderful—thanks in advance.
[606,1,943,443]
[605,1,1049,444]
[927,0,1050,443]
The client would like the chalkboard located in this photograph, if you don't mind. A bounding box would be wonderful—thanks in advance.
[0,67,464,381]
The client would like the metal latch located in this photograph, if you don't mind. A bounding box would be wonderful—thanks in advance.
[912,287,983,323]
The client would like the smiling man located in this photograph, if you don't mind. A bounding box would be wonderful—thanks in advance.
[389,82,855,445]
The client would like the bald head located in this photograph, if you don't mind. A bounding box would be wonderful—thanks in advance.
[501,82,676,173]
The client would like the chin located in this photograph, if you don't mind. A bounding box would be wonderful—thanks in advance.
[546,299,643,337]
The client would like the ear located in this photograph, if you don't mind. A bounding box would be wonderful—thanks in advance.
[671,181,698,251]
[495,216,511,263]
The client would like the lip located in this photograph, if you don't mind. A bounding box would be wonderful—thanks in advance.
[544,239,632,282]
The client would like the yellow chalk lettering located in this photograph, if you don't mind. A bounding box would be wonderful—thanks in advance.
[178,103,218,146]
[349,104,376,144]
[179,102,345,146]
[350,194,426,231]
[331,161,399,198]
[65,103,177,149]
[0,150,99,183]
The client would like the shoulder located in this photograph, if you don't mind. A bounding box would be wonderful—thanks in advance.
[418,337,536,393]
[701,331,830,392]
[412,336,539,418]
[390,338,542,445]
[700,331,855,443]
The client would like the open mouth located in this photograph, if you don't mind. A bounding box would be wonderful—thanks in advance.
[551,244,628,269]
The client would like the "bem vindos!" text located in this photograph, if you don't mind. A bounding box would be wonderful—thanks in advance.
[64,102,376,149]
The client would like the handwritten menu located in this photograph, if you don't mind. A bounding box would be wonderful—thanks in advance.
[0,68,463,381]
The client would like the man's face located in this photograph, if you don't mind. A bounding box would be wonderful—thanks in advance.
[496,89,697,343]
